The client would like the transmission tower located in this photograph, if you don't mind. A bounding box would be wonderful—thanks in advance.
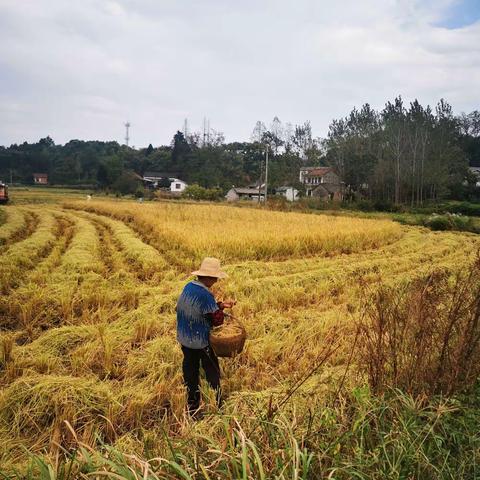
[124,122,131,146]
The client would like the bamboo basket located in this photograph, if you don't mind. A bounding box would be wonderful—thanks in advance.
[209,319,246,357]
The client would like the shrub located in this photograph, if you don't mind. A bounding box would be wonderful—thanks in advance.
[356,199,375,211]
[181,184,223,201]
[424,214,453,230]
[357,255,480,396]
[373,199,402,212]
[424,213,475,232]
[112,172,141,196]
[443,201,480,217]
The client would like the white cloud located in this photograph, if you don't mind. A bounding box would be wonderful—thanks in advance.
[0,0,478,147]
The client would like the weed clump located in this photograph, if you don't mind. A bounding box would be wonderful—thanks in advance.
[358,255,480,396]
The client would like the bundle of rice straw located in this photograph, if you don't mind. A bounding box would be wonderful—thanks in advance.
[209,320,246,357]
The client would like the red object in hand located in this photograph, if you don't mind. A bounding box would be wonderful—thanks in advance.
[209,309,224,327]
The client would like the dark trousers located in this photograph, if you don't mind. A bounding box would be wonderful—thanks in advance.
[181,345,221,413]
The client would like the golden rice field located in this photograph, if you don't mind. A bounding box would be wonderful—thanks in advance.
[0,191,479,477]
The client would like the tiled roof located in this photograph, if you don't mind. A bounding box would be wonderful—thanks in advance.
[303,167,333,177]
[143,171,178,178]
[233,188,264,195]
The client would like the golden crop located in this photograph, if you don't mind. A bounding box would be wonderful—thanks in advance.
[0,196,478,472]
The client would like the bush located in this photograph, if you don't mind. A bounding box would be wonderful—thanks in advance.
[373,199,402,212]
[443,201,480,217]
[424,213,475,232]
[297,197,339,211]
[424,214,453,231]
[134,188,145,199]
[181,184,223,201]
[355,199,375,211]
[358,256,480,396]
[112,172,142,196]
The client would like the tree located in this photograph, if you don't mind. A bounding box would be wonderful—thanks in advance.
[112,171,141,195]
[382,96,407,204]
[145,144,154,155]
[251,121,267,143]
[97,163,109,187]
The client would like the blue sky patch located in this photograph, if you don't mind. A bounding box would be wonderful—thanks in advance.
[436,0,480,29]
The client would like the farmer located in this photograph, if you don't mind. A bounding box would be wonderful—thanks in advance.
[176,257,235,416]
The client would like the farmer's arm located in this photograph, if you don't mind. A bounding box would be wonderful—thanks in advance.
[206,300,236,326]
[217,300,236,309]
[201,293,225,327]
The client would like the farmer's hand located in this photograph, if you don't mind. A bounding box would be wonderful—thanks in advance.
[220,300,236,309]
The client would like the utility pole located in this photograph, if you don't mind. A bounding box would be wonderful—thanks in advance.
[264,146,269,203]
[124,122,131,146]
[257,156,264,204]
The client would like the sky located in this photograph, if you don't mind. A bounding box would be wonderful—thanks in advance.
[0,0,479,148]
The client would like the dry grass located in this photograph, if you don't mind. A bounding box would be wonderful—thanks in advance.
[358,255,480,396]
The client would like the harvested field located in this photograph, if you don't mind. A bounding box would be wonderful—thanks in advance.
[0,194,479,478]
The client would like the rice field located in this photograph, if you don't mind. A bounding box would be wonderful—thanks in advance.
[0,192,479,478]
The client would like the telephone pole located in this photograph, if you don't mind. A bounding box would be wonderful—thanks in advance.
[264,146,269,203]
[124,122,131,146]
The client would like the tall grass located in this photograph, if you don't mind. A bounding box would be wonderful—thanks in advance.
[357,255,480,396]
[4,388,480,479]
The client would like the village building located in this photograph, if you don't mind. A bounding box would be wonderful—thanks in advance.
[226,186,265,202]
[142,171,188,193]
[33,173,48,185]
[299,167,344,200]
[275,186,299,202]
[169,178,188,193]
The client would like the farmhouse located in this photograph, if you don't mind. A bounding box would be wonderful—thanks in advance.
[169,178,188,193]
[226,186,265,202]
[275,186,299,202]
[33,173,48,185]
[143,171,177,184]
[143,171,188,193]
[299,167,344,200]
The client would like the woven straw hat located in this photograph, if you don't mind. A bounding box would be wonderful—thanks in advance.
[192,257,228,279]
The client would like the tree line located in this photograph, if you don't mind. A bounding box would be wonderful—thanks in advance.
[0,97,479,203]
[324,98,480,205]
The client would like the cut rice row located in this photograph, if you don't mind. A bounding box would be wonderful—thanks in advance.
[0,209,57,293]
[0,208,28,247]
[70,210,170,280]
